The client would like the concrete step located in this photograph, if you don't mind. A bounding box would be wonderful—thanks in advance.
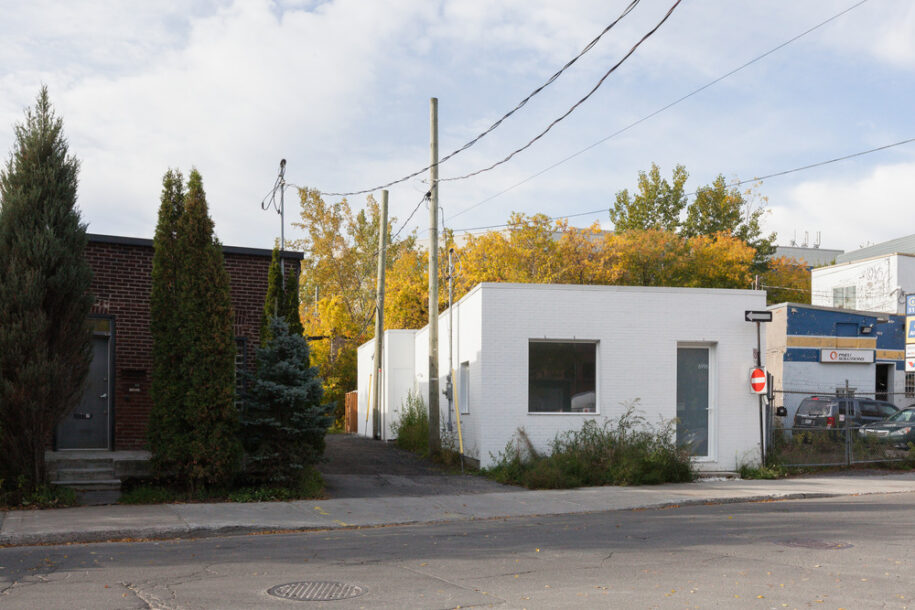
[46,457,115,472]
[51,478,121,491]
[53,467,117,482]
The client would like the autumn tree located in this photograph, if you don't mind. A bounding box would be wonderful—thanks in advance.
[681,176,776,271]
[0,87,93,494]
[609,163,688,233]
[291,188,411,423]
[760,256,811,305]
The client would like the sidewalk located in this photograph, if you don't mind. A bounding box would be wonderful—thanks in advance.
[3,472,915,547]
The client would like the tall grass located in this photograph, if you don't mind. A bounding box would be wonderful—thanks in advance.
[392,390,429,455]
[484,401,694,488]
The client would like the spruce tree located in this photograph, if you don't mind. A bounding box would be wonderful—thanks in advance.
[173,169,240,491]
[0,87,93,491]
[242,317,329,487]
[148,170,186,477]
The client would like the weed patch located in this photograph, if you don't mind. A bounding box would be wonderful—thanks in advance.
[483,401,694,489]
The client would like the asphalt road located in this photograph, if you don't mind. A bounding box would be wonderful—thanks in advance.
[2,491,914,609]
[317,434,511,498]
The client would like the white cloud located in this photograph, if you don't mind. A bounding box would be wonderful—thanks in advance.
[770,162,915,252]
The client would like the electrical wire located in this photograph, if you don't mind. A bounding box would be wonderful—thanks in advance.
[451,135,915,233]
[449,0,872,220]
[320,0,643,198]
[440,0,682,183]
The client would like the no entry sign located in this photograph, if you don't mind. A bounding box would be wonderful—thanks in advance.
[749,367,767,394]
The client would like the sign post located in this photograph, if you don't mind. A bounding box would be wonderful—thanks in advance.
[907,295,915,372]
[746,310,772,465]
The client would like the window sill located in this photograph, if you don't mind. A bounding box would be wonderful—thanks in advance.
[527,412,600,416]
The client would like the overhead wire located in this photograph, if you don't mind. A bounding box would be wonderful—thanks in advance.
[440,0,682,183]
[449,0,872,220]
[451,135,915,233]
[320,0,643,198]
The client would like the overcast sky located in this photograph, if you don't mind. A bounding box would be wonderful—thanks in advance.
[1,0,912,254]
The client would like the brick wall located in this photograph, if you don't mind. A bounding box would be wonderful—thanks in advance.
[85,235,301,450]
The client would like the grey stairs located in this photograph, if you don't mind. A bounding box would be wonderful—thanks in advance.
[47,456,122,505]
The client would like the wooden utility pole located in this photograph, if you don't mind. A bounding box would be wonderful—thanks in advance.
[428,97,441,454]
[372,190,388,440]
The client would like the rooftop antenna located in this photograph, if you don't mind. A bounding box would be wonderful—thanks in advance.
[814,231,821,249]
[790,230,797,247]
[802,231,809,248]
[260,159,287,281]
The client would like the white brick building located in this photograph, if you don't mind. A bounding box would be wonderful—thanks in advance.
[358,283,767,472]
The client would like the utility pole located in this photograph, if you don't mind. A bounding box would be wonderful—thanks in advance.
[428,97,441,454]
[372,190,388,440]
[279,159,286,282]
[446,247,454,433]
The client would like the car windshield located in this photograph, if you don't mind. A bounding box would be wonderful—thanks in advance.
[798,398,834,417]
[887,409,915,423]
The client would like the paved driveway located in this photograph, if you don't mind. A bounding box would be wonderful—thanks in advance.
[317,434,514,499]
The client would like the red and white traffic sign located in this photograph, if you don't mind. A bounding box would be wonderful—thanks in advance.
[749,367,767,394]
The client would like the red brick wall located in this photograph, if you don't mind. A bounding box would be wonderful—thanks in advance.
[85,236,300,450]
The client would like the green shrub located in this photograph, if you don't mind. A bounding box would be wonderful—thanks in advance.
[241,317,330,487]
[392,390,429,455]
[118,484,180,505]
[483,401,694,489]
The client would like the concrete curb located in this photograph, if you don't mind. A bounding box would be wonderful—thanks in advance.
[0,490,851,548]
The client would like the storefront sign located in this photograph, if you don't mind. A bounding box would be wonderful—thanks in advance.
[907,344,915,372]
[907,295,915,345]
[819,349,874,364]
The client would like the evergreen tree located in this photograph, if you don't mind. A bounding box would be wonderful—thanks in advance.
[242,317,329,487]
[260,246,304,345]
[173,169,240,491]
[285,267,304,337]
[148,170,186,477]
[0,87,93,491]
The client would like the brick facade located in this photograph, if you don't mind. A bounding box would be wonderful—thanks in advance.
[82,234,302,451]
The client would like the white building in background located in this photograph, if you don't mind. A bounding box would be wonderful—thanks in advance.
[357,283,767,472]
[810,234,915,315]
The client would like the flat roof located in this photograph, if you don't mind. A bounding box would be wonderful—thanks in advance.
[87,233,304,260]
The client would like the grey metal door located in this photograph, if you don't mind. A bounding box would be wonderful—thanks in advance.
[57,334,110,449]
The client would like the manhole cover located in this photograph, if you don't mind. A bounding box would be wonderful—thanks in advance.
[775,538,853,550]
[267,581,366,602]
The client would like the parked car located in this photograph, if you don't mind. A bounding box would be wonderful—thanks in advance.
[792,395,898,430]
[858,407,915,449]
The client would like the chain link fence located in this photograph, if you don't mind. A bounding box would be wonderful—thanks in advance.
[767,381,915,468]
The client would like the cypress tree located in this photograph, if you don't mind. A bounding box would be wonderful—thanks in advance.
[242,317,329,487]
[148,170,186,477]
[173,169,240,491]
[0,87,93,491]
[260,246,304,345]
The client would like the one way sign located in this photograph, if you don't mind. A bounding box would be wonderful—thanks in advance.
[745,310,772,323]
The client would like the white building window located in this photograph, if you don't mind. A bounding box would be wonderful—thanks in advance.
[906,372,915,399]
[528,341,596,413]
[832,286,856,309]
[459,361,470,414]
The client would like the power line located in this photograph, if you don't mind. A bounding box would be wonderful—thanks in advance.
[320,0,643,198]
[449,0,872,220]
[451,135,915,233]
[440,0,682,183]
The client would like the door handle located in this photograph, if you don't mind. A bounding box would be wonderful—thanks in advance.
[99,393,108,399]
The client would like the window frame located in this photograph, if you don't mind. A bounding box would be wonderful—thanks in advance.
[527,339,598,415]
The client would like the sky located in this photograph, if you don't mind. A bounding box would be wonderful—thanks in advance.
[1,0,913,254]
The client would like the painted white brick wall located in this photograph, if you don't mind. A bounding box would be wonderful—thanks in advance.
[359,283,767,471]
[811,255,904,313]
